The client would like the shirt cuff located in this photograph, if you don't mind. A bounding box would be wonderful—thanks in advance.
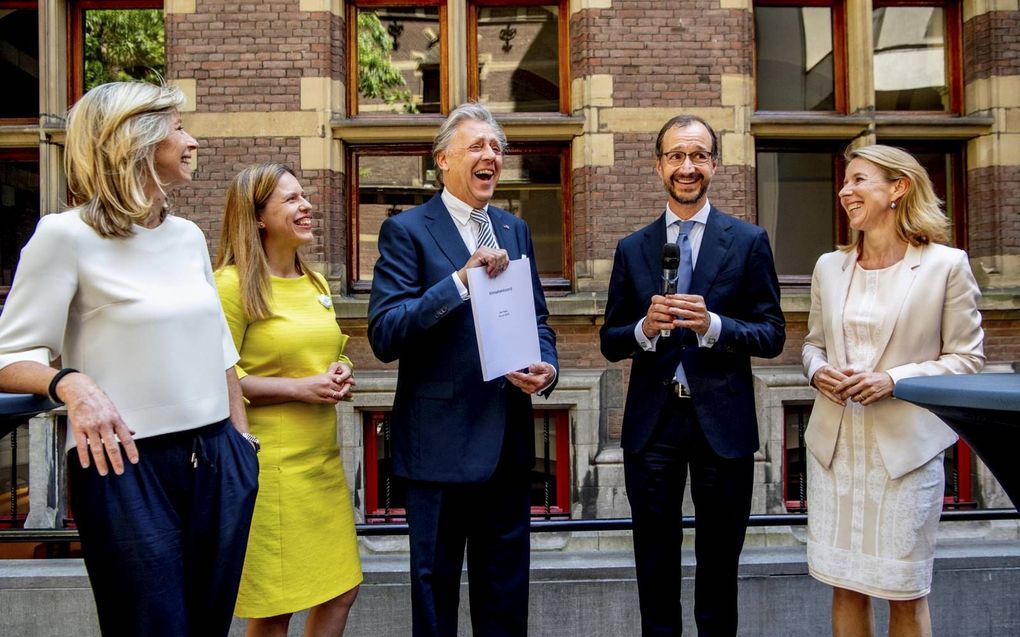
[452,272,470,300]
[698,312,722,348]
[539,366,558,393]
[635,318,659,352]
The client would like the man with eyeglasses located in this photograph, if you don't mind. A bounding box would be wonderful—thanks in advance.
[368,102,558,637]
[600,114,785,636]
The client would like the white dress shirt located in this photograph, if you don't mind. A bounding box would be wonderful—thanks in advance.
[635,199,723,351]
[442,189,500,300]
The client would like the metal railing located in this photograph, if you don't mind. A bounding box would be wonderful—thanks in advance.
[0,393,1017,545]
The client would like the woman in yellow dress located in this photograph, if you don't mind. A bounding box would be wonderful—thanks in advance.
[214,163,362,636]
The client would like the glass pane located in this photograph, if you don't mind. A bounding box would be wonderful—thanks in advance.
[356,7,441,114]
[356,152,438,281]
[0,425,30,528]
[0,155,40,286]
[491,152,564,278]
[0,9,39,119]
[873,7,948,111]
[755,6,834,111]
[83,9,165,91]
[476,6,560,112]
[756,150,836,277]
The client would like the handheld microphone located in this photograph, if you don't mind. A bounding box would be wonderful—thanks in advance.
[660,243,680,338]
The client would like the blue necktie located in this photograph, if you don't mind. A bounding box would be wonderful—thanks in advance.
[470,208,498,249]
[674,220,696,389]
[676,220,695,294]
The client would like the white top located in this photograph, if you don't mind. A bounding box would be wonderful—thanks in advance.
[0,209,239,450]
[844,261,905,373]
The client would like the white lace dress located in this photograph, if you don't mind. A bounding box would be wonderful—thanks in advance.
[806,261,945,600]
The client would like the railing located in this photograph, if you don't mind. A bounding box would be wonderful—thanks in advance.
[0,392,1017,546]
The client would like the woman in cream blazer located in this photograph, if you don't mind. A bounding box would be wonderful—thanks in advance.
[802,145,984,637]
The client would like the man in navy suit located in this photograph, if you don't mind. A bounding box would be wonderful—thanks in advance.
[368,102,558,637]
[600,115,785,636]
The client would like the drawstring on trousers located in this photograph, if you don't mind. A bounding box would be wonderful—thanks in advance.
[190,435,208,469]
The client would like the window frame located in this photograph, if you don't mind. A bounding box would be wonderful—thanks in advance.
[346,0,451,118]
[66,0,164,106]
[880,138,967,250]
[466,0,571,114]
[0,146,41,296]
[0,1,41,125]
[871,0,963,115]
[346,141,573,294]
[752,0,848,114]
[362,408,572,521]
[755,139,848,286]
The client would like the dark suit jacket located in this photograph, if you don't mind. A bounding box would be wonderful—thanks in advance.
[600,206,785,458]
[368,192,559,483]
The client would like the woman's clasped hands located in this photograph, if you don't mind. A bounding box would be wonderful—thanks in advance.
[812,365,894,407]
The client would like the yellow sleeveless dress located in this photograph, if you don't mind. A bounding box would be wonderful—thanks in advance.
[215,266,362,618]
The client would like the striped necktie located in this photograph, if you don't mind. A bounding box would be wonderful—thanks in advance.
[470,208,499,249]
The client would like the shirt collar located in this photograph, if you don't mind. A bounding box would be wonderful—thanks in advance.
[441,189,486,227]
[664,199,711,227]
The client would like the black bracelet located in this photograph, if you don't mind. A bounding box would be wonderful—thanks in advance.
[47,368,80,405]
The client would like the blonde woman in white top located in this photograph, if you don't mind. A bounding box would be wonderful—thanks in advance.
[802,145,984,637]
[0,82,259,637]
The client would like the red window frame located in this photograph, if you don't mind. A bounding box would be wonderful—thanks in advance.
[66,0,164,106]
[752,0,848,113]
[871,0,963,114]
[346,0,450,117]
[783,402,975,511]
[466,0,571,114]
[346,142,573,294]
[362,408,571,521]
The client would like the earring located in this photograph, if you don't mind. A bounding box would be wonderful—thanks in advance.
[890,201,898,209]
[257,221,266,229]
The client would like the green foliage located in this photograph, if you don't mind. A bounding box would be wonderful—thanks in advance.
[357,12,417,113]
[84,9,165,91]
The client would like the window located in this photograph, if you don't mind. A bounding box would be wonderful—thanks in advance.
[348,0,447,116]
[68,0,165,104]
[754,0,845,112]
[0,2,39,122]
[872,0,961,113]
[362,408,571,522]
[468,0,569,113]
[783,402,976,512]
[348,142,570,291]
[531,409,569,518]
[884,140,966,248]
[782,402,812,513]
[755,142,846,282]
[0,149,40,291]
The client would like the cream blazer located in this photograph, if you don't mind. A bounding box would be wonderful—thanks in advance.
[802,242,985,479]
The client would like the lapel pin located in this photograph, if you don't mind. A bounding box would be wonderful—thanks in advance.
[502,224,510,230]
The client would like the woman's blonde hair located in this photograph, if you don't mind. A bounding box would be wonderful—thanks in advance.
[214,164,328,321]
[65,81,185,238]
[842,144,949,252]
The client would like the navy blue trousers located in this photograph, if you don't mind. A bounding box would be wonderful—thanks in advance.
[69,419,259,637]
[405,460,531,637]
[625,396,753,637]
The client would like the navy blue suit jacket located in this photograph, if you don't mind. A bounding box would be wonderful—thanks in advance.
[368,192,559,483]
[600,206,785,457]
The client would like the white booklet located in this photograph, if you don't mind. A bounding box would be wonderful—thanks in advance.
[467,256,542,382]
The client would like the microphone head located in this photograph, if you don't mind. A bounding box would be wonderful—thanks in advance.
[662,242,680,269]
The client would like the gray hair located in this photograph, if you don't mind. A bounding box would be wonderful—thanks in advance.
[432,102,507,185]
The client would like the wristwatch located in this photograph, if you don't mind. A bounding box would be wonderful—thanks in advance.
[241,431,261,454]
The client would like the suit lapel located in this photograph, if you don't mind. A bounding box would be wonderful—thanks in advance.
[829,250,856,369]
[867,243,923,369]
[689,207,733,298]
[641,214,669,297]
[489,208,521,259]
[424,193,472,270]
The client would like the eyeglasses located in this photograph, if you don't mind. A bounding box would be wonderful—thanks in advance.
[660,150,713,166]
